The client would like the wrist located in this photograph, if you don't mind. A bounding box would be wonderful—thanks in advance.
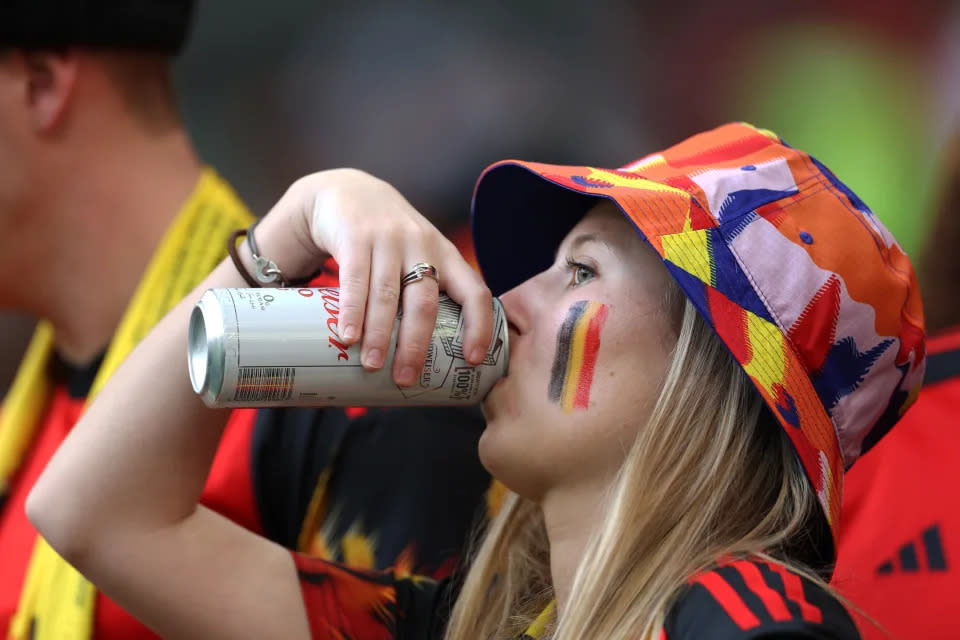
[253,209,325,283]
[230,171,343,287]
[231,213,324,287]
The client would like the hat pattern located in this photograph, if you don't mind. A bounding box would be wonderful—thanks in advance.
[476,123,925,541]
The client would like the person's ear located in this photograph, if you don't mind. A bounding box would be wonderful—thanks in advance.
[22,50,77,132]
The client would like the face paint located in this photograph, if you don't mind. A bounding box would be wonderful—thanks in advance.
[548,300,609,412]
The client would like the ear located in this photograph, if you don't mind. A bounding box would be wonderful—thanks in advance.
[22,50,78,132]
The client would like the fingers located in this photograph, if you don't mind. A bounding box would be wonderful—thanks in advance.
[392,241,494,386]
[333,233,494,386]
[333,236,372,345]
[360,233,403,370]
[439,249,495,366]
[294,169,494,385]
[393,267,440,386]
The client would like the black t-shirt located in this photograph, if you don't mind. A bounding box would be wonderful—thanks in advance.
[665,560,860,639]
[290,554,860,639]
[252,405,491,577]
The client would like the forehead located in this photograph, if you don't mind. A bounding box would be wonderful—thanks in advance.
[562,200,673,291]
[562,201,645,254]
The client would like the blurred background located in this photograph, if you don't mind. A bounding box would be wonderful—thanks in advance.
[1,0,958,388]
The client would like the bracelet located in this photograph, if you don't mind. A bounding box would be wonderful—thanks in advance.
[227,221,289,287]
[227,221,331,288]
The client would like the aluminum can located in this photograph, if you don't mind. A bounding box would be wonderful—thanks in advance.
[188,287,508,408]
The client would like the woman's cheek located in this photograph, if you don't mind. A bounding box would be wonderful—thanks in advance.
[546,300,610,413]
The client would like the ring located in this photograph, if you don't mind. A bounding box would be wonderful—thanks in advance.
[401,262,439,288]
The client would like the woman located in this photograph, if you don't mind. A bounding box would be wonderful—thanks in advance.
[28,123,924,639]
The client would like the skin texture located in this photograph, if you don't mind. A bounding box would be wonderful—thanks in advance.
[0,47,459,385]
[479,203,676,503]
[27,192,677,637]
[0,49,200,364]
[26,170,494,639]
[480,203,678,607]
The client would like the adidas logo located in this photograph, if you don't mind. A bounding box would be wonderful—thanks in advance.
[876,524,948,575]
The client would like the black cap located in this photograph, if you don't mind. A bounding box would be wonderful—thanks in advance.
[0,1,196,54]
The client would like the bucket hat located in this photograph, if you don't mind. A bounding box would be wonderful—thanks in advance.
[471,122,926,555]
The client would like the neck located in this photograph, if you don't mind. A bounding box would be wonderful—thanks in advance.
[542,480,608,613]
[22,127,202,365]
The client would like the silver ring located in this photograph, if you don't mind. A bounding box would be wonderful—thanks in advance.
[401,262,439,288]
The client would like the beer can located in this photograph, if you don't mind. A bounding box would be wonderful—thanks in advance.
[187,287,508,408]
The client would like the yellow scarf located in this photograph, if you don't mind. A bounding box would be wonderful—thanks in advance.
[2,168,253,640]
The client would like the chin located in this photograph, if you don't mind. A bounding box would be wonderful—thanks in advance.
[476,425,499,475]
[477,425,545,503]
[477,424,517,490]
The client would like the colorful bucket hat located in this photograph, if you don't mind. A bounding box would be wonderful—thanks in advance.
[470,122,926,554]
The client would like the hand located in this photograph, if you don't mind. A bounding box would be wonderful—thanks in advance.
[255,169,494,386]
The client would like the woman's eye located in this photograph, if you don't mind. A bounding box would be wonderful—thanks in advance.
[566,260,595,286]
[575,265,594,285]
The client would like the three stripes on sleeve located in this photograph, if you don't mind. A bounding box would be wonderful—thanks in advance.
[663,560,861,639]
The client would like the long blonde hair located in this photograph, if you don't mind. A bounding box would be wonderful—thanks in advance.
[445,291,828,639]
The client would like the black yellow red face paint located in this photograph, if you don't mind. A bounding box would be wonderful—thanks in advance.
[548,300,609,412]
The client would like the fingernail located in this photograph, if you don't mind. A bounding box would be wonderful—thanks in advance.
[340,324,358,342]
[364,348,384,369]
[398,365,416,386]
[470,348,486,364]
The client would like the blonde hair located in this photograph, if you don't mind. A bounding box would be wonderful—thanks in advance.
[445,290,828,639]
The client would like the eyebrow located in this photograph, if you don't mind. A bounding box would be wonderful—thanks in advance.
[568,233,600,252]
[557,233,616,259]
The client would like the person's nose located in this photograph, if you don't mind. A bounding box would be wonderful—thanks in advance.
[499,275,545,336]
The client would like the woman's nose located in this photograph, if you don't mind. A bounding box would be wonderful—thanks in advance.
[499,277,541,335]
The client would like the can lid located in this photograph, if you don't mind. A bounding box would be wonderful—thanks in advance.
[187,291,226,405]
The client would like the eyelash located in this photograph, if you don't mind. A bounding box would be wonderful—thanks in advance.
[565,258,596,287]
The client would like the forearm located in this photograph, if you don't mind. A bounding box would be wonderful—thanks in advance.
[24,169,490,638]
[27,222,319,638]
[28,258,236,550]
[27,211,306,558]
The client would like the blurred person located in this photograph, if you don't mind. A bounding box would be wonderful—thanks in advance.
[27,123,924,639]
[833,132,960,640]
[0,314,33,392]
[0,3,257,638]
[0,3,489,639]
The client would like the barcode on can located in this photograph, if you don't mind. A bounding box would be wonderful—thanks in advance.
[234,367,295,402]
